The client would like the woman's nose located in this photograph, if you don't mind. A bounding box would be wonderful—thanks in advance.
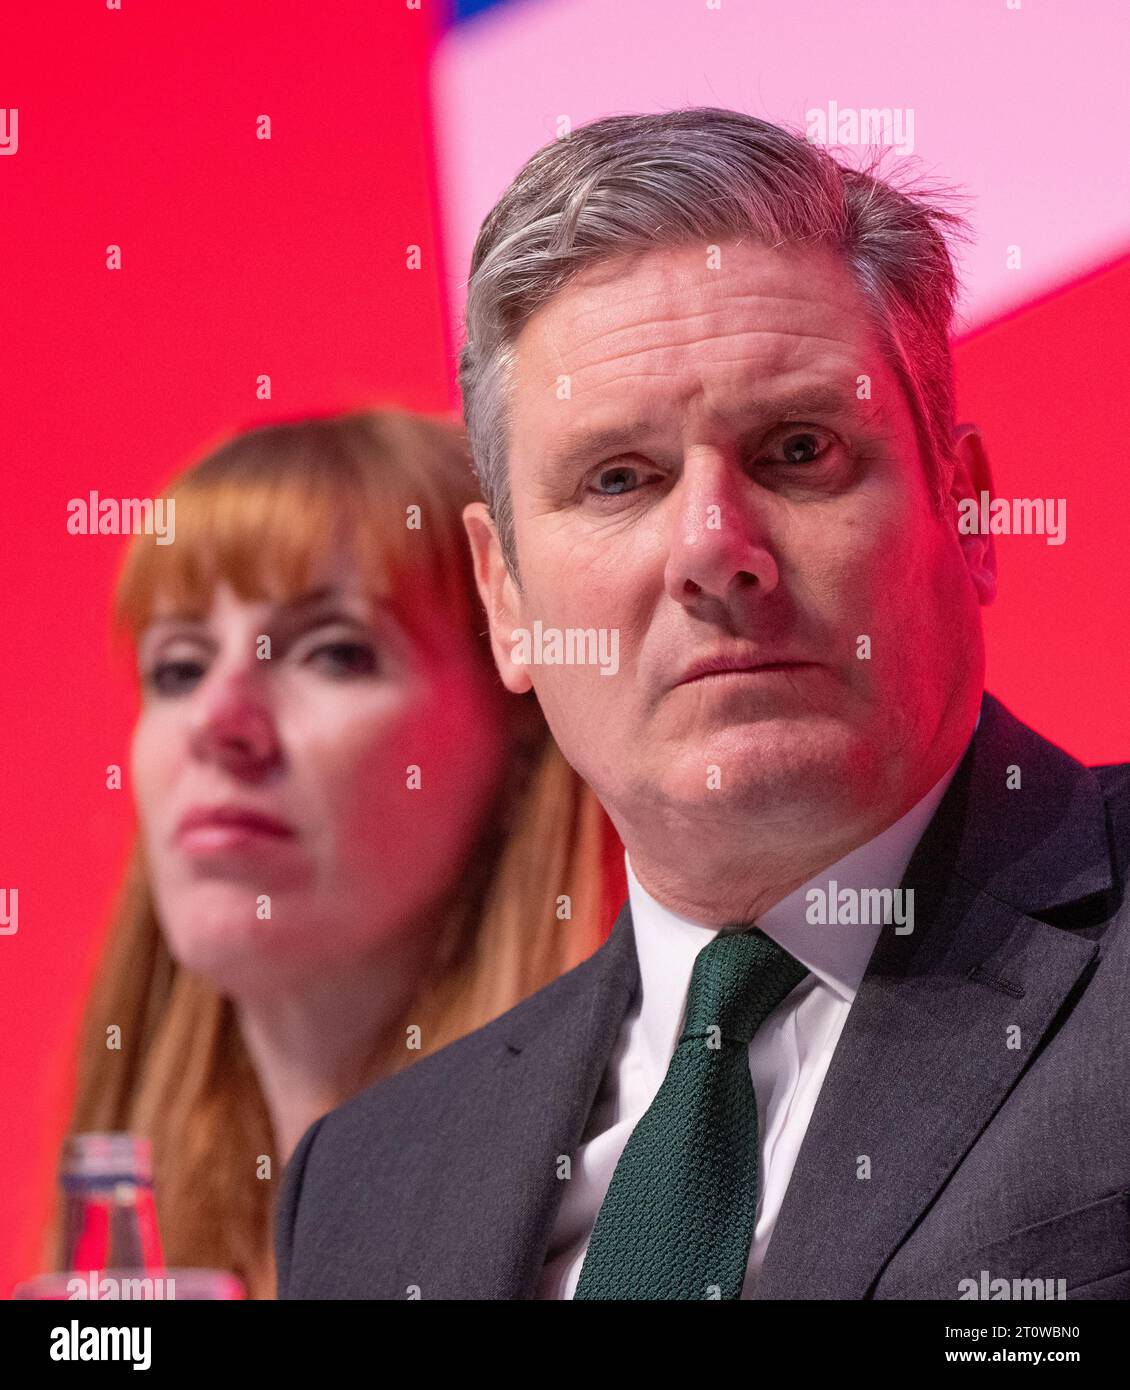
[187,665,281,778]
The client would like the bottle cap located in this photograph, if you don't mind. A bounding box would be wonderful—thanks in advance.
[60,1132,153,1186]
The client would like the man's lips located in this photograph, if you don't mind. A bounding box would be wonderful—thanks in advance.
[675,657,819,687]
[174,806,297,852]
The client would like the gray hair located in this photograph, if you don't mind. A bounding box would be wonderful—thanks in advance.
[457,106,969,577]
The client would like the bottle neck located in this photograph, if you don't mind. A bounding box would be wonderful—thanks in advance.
[59,1135,165,1272]
[61,1178,164,1272]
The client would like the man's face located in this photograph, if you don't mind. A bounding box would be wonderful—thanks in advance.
[466,238,994,858]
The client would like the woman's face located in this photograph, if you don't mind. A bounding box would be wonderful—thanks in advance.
[131,564,512,996]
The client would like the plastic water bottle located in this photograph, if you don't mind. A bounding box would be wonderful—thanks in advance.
[58,1133,164,1272]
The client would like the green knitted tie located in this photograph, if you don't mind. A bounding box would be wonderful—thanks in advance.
[573,925,809,1300]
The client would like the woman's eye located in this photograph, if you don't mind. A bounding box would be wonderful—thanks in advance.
[146,659,205,695]
[308,641,378,678]
[768,431,830,466]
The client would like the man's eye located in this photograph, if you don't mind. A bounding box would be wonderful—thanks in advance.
[590,463,652,497]
[308,641,378,678]
[146,659,205,695]
[768,431,830,465]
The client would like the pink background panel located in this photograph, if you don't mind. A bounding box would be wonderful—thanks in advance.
[433,0,1130,333]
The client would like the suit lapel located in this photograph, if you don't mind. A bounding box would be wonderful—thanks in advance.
[756,692,1113,1298]
[472,900,639,1297]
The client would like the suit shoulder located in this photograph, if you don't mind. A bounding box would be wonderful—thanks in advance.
[1092,760,1130,803]
[315,937,609,1135]
[1093,760,1130,875]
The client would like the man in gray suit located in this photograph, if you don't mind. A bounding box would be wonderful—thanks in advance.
[276,108,1130,1299]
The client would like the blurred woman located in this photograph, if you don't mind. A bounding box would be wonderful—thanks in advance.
[49,407,623,1297]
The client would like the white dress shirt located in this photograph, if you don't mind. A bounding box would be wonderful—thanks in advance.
[536,729,975,1299]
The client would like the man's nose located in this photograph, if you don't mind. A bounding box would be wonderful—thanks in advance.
[187,660,281,778]
[663,451,780,609]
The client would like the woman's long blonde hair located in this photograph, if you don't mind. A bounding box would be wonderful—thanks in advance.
[49,407,624,1297]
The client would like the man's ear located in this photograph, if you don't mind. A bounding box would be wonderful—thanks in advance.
[462,501,533,694]
[949,423,997,607]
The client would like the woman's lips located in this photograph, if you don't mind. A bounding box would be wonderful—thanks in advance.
[175,807,296,853]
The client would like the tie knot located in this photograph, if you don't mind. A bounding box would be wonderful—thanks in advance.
[680,926,809,1047]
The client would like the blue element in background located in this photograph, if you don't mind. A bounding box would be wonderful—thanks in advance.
[451,0,519,23]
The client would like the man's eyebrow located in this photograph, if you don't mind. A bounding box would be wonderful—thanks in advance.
[540,422,645,474]
[540,386,863,471]
[752,385,862,421]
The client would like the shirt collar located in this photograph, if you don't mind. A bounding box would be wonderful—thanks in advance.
[624,710,979,1072]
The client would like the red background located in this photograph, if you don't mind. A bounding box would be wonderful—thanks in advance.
[1,3,1127,1295]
